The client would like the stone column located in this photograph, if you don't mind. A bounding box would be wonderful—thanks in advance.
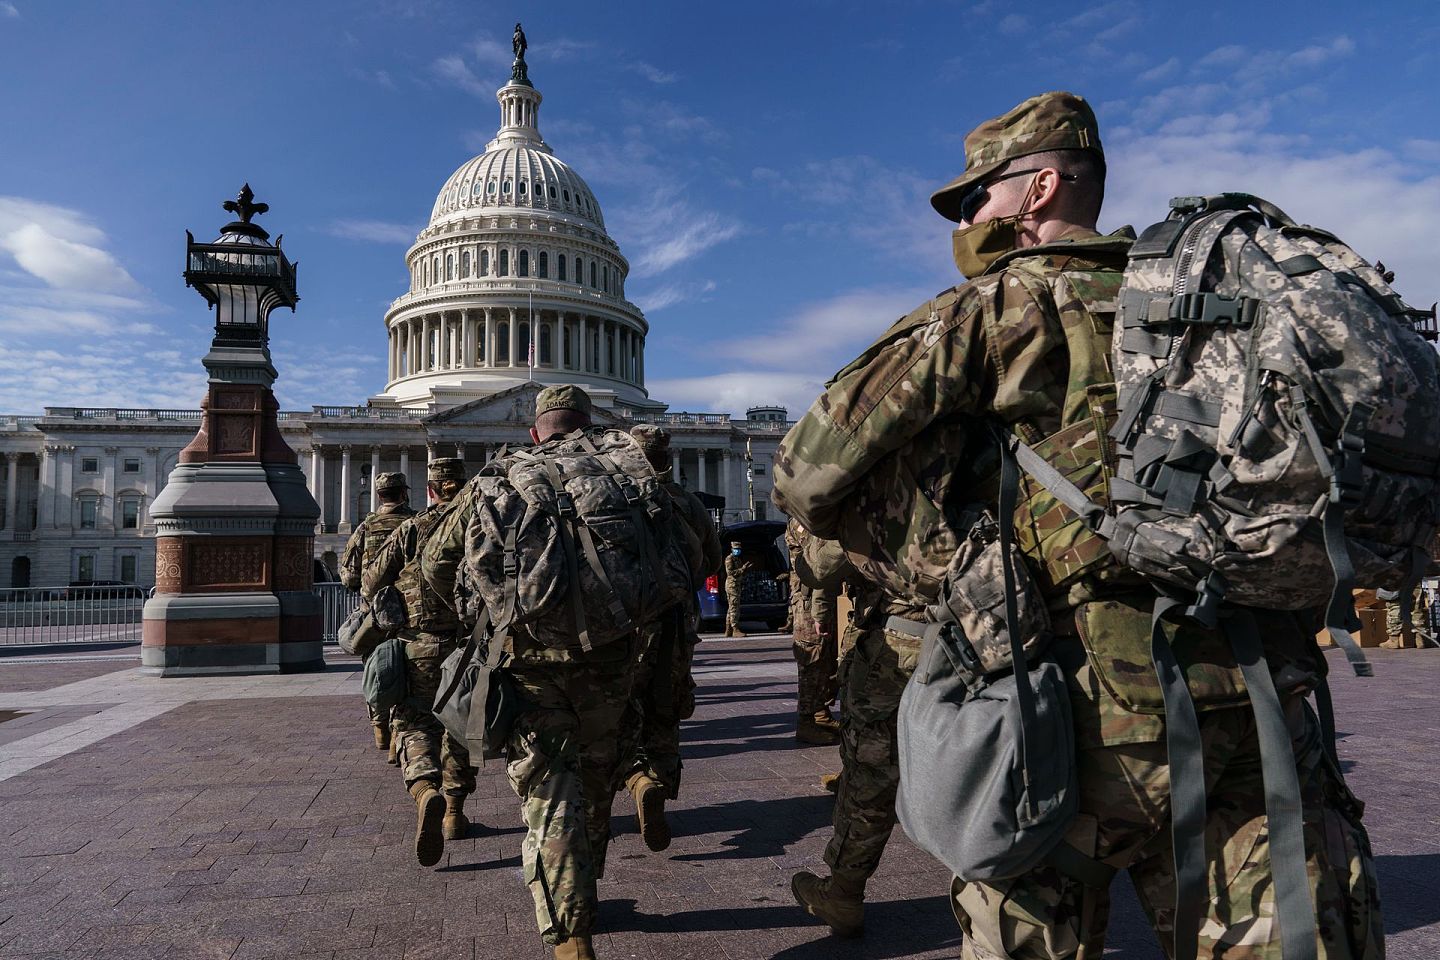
[427,442,438,464]
[508,308,519,368]
[101,446,118,531]
[407,320,417,375]
[449,313,460,368]
[37,446,54,529]
[485,308,496,368]
[722,449,732,507]
[422,315,433,370]
[312,446,327,531]
[56,446,74,530]
[695,449,708,495]
[463,309,476,367]
[558,314,568,370]
[338,445,353,532]
[1,453,14,532]
[454,442,466,464]
[369,446,381,512]
[581,317,591,372]
[399,447,411,492]
[638,338,645,386]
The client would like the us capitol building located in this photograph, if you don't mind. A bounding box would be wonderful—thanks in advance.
[0,48,791,589]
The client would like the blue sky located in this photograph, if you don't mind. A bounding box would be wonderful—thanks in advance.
[1,0,1437,416]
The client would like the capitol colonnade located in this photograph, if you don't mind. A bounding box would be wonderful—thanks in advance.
[384,307,644,385]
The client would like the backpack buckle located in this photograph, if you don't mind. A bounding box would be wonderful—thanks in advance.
[555,491,577,519]
[1331,441,1366,508]
[1168,292,1254,328]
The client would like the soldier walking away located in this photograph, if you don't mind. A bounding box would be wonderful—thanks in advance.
[723,543,754,637]
[615,424,723,852]
[339,472,415,755]
[361,458,475,867]
[421,385,669,960]
[773,91,1383,957]
[786,518,840,745]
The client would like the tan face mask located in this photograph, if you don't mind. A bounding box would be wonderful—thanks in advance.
[951,214,1022,278]
[950,174,1039,278]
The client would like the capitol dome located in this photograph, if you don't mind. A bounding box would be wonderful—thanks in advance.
[373,51,658,415]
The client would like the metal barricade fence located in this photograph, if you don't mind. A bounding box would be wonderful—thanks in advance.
[0,586,149,646]
[314,581,360,645]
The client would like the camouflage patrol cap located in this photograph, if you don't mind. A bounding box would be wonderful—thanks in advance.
[534,383,593,417]
[629,423,672,456]
[931,91,1104,222]
[373,471,408,493]
[426,457,466,482]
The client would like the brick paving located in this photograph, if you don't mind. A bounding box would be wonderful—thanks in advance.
[0,637,1436,959]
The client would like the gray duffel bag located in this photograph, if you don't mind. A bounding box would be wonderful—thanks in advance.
[895,434,1077,882]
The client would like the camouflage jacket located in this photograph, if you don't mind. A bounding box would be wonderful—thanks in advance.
[362,502,459,638]
[784,520,837,631]
[339,502,415,591]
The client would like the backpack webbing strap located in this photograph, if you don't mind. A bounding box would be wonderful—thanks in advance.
[1319,501,1373,677]
[597,451,672,624]
[1007,432,1111,536]
[538,459,595,652]
[1228,610,1319,960]
[1047,841,1118,889]
[997,430,1042,822]
[1150,594,1207,960]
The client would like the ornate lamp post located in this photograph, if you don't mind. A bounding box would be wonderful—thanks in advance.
[141,186,323,676]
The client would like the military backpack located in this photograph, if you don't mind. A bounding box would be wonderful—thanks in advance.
[1001,193,1440,960]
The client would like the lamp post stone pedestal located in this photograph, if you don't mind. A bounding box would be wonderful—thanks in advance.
[141,186,324,676]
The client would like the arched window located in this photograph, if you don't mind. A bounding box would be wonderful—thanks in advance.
[503,180,512,195]
[423,260,430,285]
[538,251,548,279]
[557,254,566,281]
[481,249,490,275]
[549,185,557,199]
[519,250,529,277]
[540,325,552,364]
[574,257,582,284]
[461,251,471,278]
[487,180,496,195]
[499,249,509,276]
[519,322,531,365]
[445,254,454,281]
[519,181,527,197]
[563,188,570,202]
[602,265,609,293]
[590,261,597,288]
[497,322,510,362]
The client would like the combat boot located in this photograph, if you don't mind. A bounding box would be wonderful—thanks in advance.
[791,869,865,938]
[552,935,597,960]
[796,710,841,745]
[442,795,469,841]
[372,722,389,750]
[627,772,671,852]
[408,780,445,867]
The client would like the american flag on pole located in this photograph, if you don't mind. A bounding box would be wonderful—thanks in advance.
[527,287,535,379]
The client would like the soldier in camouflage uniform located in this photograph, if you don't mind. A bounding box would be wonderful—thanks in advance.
[785,518,841,745]
[339,471,414,752]
[615,424,723,852]
[361,458,474,867]
[419,385,632,960]
[773,91,1382,957]
[723,543,755,637]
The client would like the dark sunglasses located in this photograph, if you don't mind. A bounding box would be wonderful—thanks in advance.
[958,168,1077,223]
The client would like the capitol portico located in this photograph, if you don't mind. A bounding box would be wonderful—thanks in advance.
[0,41,789,590]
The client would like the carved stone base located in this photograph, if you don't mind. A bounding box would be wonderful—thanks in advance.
[141,593,322,675]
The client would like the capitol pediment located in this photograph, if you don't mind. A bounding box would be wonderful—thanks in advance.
[421,382,626,428]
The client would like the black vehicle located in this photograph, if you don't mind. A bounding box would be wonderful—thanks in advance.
[698,519,790,631]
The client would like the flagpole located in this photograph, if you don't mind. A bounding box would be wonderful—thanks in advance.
[528,286,534,381]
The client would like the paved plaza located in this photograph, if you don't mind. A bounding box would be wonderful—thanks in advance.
[0,635,1437,959]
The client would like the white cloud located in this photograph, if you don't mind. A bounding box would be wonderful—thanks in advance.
[612,187,742,278]
[716,287,931,368]
[0,197,138,293]
[997,14,1028,35]
[1138,57,1179,84]
[628,61,677,84]
[0,342,209,414]
[632,278,717,313]
[322,219,420,245]
[0,3,17,18]
[432,54,492,97]
[1283,35,1354,70]
[647,371,828,421]
[470,35,512,70]
[269,341,385,408]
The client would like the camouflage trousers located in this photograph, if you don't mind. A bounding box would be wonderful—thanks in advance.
[392,634,475,798]
[507,658,633,945]
[793,616,839,715]
[951,695,1384,959]
[616,618,697,798]
[725,578,744,632]
[1385,587,1425,637]
[824,622,922,882]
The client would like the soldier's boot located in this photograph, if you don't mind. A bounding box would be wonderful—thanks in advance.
[441,795,469,841]
[819,772,840,793]
[791,869,865,939]
[729,623,747,638]
[387,737,400,765]
[372,721,390,751]
[722,624,734,637]
[408,780,445,867]
[627,772,671,852]
[796,710,841,746]
[552,935,597,960]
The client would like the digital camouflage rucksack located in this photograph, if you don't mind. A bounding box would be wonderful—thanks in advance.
[1004,193,1440,960]
[456,427,692,651]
